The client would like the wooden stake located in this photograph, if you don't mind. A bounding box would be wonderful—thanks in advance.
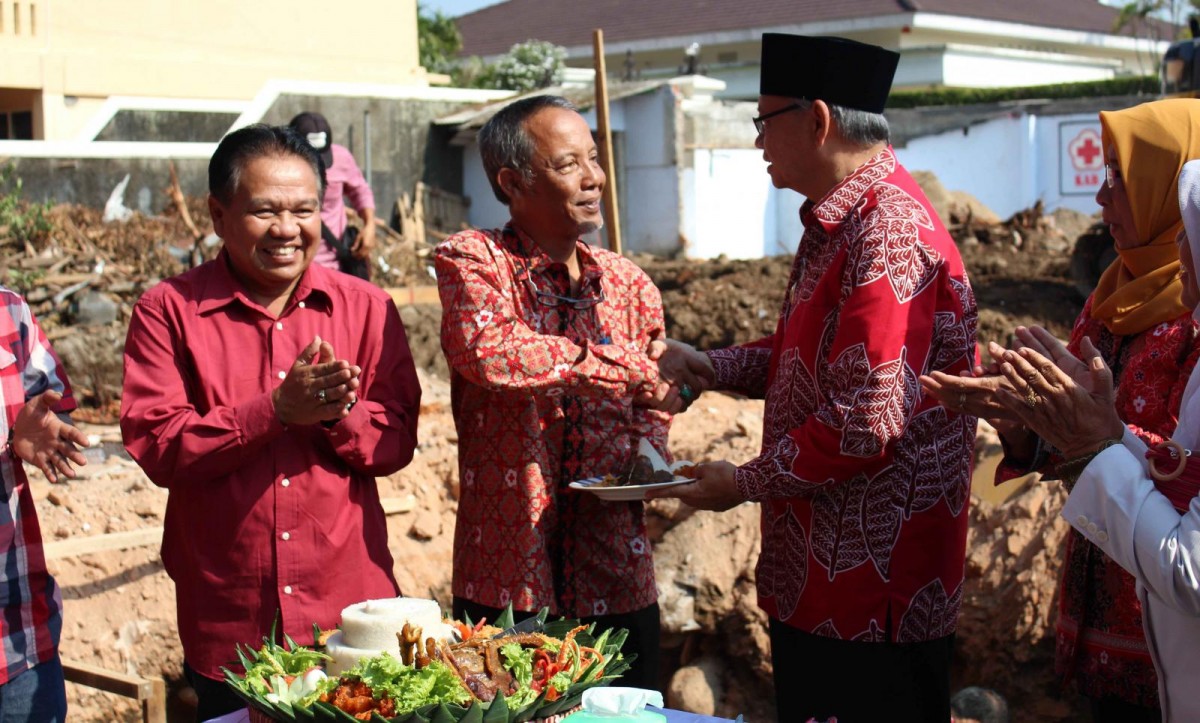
[592,29,622,255]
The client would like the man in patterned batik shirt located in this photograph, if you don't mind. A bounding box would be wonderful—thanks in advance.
[435,95,682,690]
[651,35,978,721]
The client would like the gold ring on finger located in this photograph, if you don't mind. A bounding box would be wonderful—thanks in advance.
[1024,388,1040,408]
[317,389,328,403]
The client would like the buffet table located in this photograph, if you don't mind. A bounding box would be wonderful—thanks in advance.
[209,706,739,723]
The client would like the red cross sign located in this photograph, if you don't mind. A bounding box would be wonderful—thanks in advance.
[1069,128,1104,171]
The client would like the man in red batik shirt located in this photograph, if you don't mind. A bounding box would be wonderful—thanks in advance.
[121,125,420,721]
[435,95,683,690]
[652,34,978,721]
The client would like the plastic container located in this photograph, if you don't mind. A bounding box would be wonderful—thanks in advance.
[563,710,667,723]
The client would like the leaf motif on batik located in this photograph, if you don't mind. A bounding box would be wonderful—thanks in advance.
[842,348,919,458]
[846,184,943,303]
[811,473,871,581]
[773,506,810,621]
[897,578,963,643]
[851,619,887,643]
[924,311,970,375]
[811,619,842,639]
[793,228,845,304]
[818,341,870,429]
[862,467,905,580]
[814,150,896,226]
[882,406,972,518]
[942,424,974,516]
[764,349,820,441]
[949,275,978,341]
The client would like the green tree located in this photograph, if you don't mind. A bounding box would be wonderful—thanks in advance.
[489,40,567,92]
[417,3,462,76]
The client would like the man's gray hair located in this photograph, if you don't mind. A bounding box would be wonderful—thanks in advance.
[795,98,890,147]
[479,95,579,205]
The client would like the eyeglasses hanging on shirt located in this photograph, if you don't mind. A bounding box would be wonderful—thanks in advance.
[518,260,606,310]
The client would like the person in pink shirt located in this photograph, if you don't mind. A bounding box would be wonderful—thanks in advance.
[289,112,377,278]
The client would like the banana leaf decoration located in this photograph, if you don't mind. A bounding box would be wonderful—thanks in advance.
[223,607,633,723]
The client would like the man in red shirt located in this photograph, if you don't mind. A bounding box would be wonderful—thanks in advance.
[121,125,420,720]
[435,95,681,690]
[652,35,978,721]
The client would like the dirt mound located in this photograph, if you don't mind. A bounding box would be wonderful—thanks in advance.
[633,255,792,349]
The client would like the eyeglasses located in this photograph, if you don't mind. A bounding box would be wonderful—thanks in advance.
[520,265,605,310]
[1105,162,1122,189]
[752,103,804,134]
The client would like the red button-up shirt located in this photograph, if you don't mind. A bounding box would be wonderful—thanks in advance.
[121,252,420,679]
[435,224,667,618]
[0,287,74,685]
[709,148,977,642]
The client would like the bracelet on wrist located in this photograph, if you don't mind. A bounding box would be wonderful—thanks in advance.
[1054,438,1121,492]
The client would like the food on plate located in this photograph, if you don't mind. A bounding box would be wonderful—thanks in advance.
[323,597,456,675]
[597,454,676,487]
[672,463,698,478]
[593,438,698,488]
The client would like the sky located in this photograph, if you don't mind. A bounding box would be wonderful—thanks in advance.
[420,0,503,17]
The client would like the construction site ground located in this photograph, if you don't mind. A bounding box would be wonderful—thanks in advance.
[9,193,1100,722]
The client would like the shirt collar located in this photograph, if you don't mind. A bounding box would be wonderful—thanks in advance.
[802,145,897,234]
[195,248,334,316]
[503,222,604,291]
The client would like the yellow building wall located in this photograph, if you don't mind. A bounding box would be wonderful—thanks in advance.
[1,0,425,138]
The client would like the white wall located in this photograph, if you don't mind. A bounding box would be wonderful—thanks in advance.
[685,149,788,259]
[941,47,1116,87]
[895,115,1035,220]
[894,112,1101,221]
[621,89,681,255]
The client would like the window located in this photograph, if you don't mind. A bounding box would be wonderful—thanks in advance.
[0,111,33,140]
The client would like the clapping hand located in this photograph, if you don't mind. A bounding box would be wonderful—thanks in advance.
[272,337,361,426]
[11,390,90,484]
[992,327,1124,458]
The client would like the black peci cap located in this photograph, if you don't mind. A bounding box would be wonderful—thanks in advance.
[760,33,900,114]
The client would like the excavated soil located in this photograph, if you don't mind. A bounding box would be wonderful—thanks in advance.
[9,195,1101,721]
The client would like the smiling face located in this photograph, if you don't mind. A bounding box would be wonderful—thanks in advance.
[505,107,605,246]
[208,153,322,308]
[1095,145,1140,250]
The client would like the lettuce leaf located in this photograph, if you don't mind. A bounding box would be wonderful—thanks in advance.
[499,643,534,687]
[548,668,573,693]
[344,654,470,712]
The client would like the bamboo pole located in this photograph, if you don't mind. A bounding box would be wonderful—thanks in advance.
[592,29,622,255]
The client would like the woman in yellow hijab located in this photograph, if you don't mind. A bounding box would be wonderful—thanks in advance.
[924,98,1200,721]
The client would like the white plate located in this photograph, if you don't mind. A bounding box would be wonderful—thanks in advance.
[569,476,695,501]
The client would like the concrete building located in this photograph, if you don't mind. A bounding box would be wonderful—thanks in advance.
[1,0,436,141]
[445,77,1135,260]
[456,0,1175,100]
